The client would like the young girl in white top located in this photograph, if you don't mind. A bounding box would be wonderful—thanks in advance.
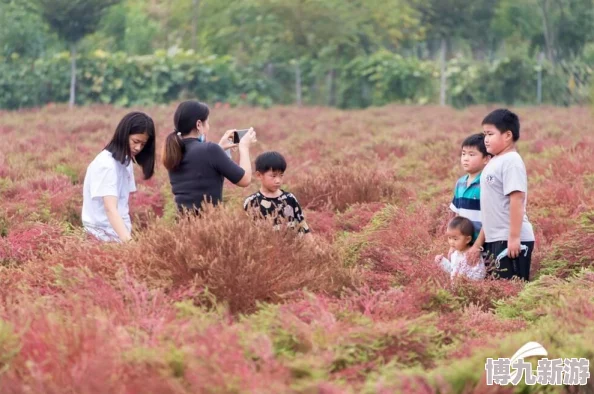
[435,216,486,281]
[82,112,156,242]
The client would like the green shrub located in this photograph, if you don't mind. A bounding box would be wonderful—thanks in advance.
[0,50,275,109]
[0,49,590,110]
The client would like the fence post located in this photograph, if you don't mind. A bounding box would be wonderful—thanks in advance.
[439,37,447,106]
[537,51,544,105]
[295,62,302,106]
[327,69,335,106]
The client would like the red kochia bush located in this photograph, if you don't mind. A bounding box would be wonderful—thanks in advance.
[0,221,68,265]
[357,205,436,287]
[8,206,354,315]
[3,175,81,224]
[0,270,290,394]
[122,205,355,314]
[290,162,412,211]
[129,187,165,229]
[336,202,386,232]
[538,226,594,278]
[448,276,524,310]
[304,210,338,240]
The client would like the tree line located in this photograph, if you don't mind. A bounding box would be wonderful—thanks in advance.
[1,0,593,109]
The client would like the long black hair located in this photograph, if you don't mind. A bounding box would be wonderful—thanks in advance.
[162,100,210,171]
[105,112,156,179]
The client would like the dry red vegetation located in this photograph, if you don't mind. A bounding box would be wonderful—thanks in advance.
[0,103,593,393]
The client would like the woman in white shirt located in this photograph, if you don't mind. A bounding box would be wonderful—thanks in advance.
[82,112,156,242]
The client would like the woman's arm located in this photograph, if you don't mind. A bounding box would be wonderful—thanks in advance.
[236,144,252,187]
[210,128,257,187]
[236,128,257,187]
[103,196,132,242]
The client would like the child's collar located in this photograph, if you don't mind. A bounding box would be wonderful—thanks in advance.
[466,172,482,184]
[259,189,284,199]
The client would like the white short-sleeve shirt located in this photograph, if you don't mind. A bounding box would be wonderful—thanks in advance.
[480,152,535,242]
[81,150,136,242]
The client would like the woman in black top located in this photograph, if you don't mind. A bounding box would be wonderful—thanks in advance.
[162,100,257,213]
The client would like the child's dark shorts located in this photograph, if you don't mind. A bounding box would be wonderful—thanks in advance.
[483,241,535,281]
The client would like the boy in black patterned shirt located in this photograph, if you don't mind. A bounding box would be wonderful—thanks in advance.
[243,151,310,235]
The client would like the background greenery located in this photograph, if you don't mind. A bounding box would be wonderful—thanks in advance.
[1,0,593,109]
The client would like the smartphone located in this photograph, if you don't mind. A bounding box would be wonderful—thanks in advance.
[233,129,249,144]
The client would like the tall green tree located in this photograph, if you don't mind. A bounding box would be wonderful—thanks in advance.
[96,2,159,55]
[415,0,475,105]
[194,0,423,104]
[494,0,594,62]
[0,0,57,58]
[32,0,121,107]
[196,0,421,63]
[545,0,594,60]
[461,0,501,59]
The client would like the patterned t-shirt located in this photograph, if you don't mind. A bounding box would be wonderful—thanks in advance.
[243,190,310,234]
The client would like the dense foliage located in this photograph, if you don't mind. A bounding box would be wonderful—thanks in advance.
[0,104,592,392]
[1,0,593,109]
[1,50,591,110]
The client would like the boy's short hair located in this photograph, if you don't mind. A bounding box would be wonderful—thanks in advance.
[255,151,287,173]
[482,108,520,142]
[448,216,475,239]
[461,133,490,157]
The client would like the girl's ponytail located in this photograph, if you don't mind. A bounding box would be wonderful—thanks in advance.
[162,131,184,170]
[162,100,210,171]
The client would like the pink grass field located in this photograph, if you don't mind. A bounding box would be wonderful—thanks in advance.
[0,103,593,393]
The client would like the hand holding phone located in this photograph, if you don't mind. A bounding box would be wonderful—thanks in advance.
[233,129,250,144]
[238,128,257,149]
[219,129,239,152]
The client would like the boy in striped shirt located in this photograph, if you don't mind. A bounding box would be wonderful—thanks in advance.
[450,134,492,249]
